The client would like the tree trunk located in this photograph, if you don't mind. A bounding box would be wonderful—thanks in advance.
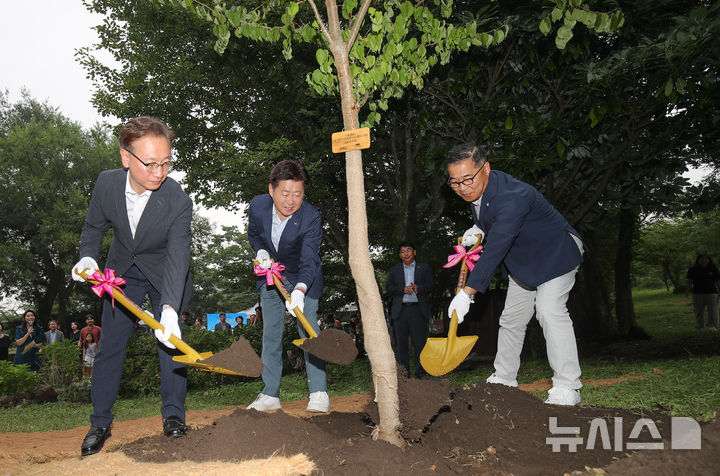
[566,229,617,342]
[615,206,651,339]
[326,0,403,446]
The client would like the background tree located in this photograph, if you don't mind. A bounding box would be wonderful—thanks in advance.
[0,92,117,329]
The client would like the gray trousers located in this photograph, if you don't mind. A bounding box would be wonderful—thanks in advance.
[692,293,719,330]
[259,283,326,397]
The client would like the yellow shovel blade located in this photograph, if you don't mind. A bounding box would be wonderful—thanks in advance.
[292,337,308,347]
[172,353,246,376]
[420,311,478,377]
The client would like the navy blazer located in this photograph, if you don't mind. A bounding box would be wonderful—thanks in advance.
[467,170,583,292]
[79,168,193,311]
[386,261,434,320]
[247,194,323,299]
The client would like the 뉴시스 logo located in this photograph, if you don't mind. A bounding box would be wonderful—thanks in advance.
[546,416,702,452]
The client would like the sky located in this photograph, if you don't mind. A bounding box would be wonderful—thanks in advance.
[0,0,244,230]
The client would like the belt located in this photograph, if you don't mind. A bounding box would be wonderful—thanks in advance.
[402,302,418,306]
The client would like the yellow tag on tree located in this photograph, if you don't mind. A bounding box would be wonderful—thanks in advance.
[331,128,371,153]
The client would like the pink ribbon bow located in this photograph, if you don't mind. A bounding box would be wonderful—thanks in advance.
[89,269,126,309]
[254,261,286,286]
[443,245,484,272]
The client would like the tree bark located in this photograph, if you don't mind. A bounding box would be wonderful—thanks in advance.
[615,205,651,339]
[324,0,403,447]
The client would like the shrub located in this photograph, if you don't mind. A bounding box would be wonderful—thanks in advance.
[39,341,83,392]
[0,360,41,396]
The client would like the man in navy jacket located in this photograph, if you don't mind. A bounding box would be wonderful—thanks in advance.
[246,160,328,413]
[446,142,584,406]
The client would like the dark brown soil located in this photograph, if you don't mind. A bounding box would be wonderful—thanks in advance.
[122,370,719,475]
[197,337,263,377]
[299,328,358,365]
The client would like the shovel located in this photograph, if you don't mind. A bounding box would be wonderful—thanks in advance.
[420,239,480,376]
[257,261,357,365]
[77,268,262,377]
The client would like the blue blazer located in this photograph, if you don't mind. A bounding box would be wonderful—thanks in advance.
[79,168,193,311]
[467,170,583,292]
[386,261,434,320]
[247,194,323,299]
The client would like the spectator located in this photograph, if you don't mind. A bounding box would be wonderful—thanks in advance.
[45,320,65,344]
[317,315,325,331]
[79,315,102,353]
[686,254,720,331]
[83,333,97,377]
[13,310,46,371]
[349,314,361,345]
[0,322,10,361]
[181,312,192,328]
[386,241,434,379]
[194,317,205,330]
[214,312,233,331]
[68,321,81,344]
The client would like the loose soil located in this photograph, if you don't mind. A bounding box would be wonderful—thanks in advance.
[299,328,358,365]
[197,336,263,377]
[2,373,717,475]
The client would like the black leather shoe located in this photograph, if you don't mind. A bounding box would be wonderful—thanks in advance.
[163,416,187,438]
[81,426,111,456]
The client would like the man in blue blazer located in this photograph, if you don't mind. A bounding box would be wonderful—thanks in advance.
[247,160,328,413]
[386,241,434,378]
[71,117,192,455]
[445,142,584,406]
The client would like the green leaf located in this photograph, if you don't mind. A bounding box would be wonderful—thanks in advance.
[316,49,329,66]
[551,7,563,22]
[675,78,687,95]
[493,29,505,44]
[540,17,552,35]
[504,117,513,129]
[664,77,674,97]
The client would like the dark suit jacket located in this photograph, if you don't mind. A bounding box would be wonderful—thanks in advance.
[467,170,583,293]
[247,194,323,299]
[386,261,434,320]
[79,168,192,311]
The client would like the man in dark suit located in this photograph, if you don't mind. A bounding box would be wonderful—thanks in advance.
[71,117,192,455]
[246,160,328,413]
[445,142,585,406]
[386,242,434,378]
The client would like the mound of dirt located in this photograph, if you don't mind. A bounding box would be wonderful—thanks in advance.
[121,372,719,475]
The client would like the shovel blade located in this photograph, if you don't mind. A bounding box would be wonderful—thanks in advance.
[293,337,309,347]
[173,352,245,376]
[420,335,478,376]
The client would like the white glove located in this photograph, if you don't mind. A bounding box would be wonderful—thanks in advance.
[255,249,272,269]
[448,290,474,324]
[71,257,99,282]
[285,289,305,314]
[461,225,484,247]
[155,307,181,349]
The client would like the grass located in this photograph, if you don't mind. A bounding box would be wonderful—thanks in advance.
[1,288,718,432]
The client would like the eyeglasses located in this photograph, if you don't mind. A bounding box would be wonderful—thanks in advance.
[399,248,414,254]
[124,148,172,173]
[447,163,485,188]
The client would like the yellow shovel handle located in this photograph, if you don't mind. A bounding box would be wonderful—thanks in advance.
[455,237,483,295]
[254,261,318,339]
[76,268,203,361]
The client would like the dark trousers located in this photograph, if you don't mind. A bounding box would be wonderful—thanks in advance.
[90,266,186,427]
[393,303,428,377]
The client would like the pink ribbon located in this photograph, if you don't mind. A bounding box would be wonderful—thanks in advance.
[443,245,484,272]
[254,262,286,286]
[89,269,126,309]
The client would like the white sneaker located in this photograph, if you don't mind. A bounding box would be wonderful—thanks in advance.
[545,387,581,406]
[306,391,330,413]
[247,393,281,411]
[486,373,518,387]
